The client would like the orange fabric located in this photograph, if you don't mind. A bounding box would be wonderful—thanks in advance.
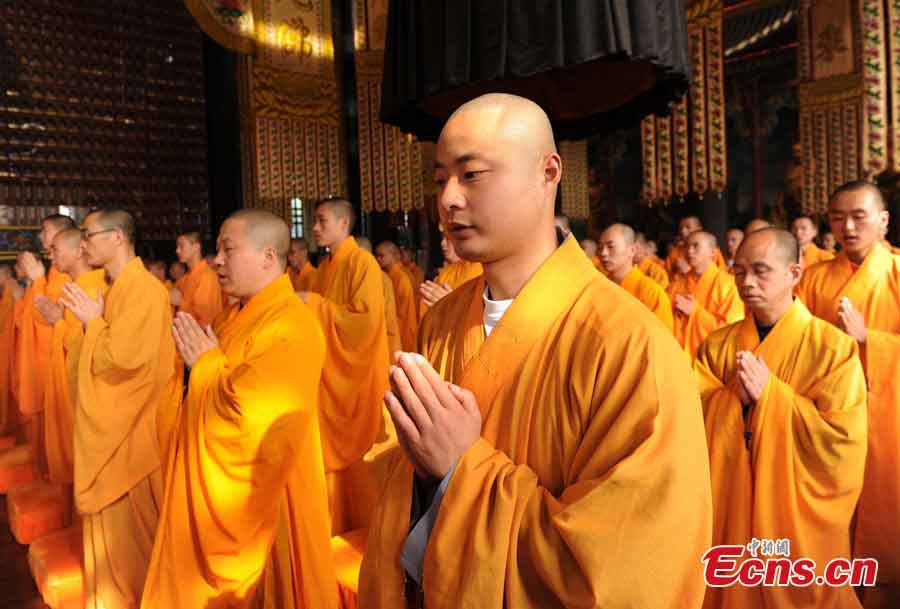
[382,273,402,357]
[619,266,674,332]
[360,238,712,608]
[44,269,107,486]
[668,263,744,359]
[387,262,418,352]
[419,261,483,318]
[288,260,316,291]
[332,529,367,609]
[305,237,389,475]
[0,286,15,434]
[666,245,728,277]
[11,297,25,409]
[8,479,72,544]
[16,267,71,418]
[695,300,866,609]
[28,526,84,609]
[801,243,835,268]
[796,243,900,600]
[638,256,670,290]
[142,274,337,609]
[176,259,224,327]
[0,443,38,492]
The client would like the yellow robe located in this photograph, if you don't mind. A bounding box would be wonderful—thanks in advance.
[288,260,316,292]
[667,245,728,278]
[141,274,337,609]
[75,257,182,609]
[638,256,670,290]
[796,243,900,602]
[669,264,745,359]
[618,266,674,332]
[306,236,389,533]
[387,262,418,352]
[419,260,483,318]
[359,238,712,608]
[382,272,402,358]
[695,300,867,609]
[801,242,834,269]
[176,259,224,327]
[44,269,107,485]
[0,286,15,434]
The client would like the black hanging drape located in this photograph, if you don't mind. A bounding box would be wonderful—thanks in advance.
[380,0,690,141]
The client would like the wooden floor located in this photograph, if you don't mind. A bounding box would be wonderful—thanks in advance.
[0,496,48,609]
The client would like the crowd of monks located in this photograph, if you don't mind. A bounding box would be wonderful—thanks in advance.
[0,91,898,609]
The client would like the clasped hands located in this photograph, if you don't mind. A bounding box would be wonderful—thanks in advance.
[837,297,867,344]
[674,294,696,317]
[419,281,452,308]
[172,312,219,367]
[385,352,482,479]
[734,351,769,407]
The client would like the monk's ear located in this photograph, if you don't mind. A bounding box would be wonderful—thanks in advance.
[543,153,562,188]
[261,246,277,269]
[788,262,803,287]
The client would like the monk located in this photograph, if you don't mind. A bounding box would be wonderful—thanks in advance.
[16,213,75,469]
[171,231,224,327]
[376,241,418,352]
[419,232,483,313]
[724,227,744,270]
[287,237,316,291]
[821,231,837,253]
[599,223,674,331]
[696,228,867,609]
[792,215,834,268]
[169,261,186,282]
[634,232,670,289]
[141,209,337,609]
[60,209,181,609]
[0,264,17,434]
[301,198,389,533]
[668,231,744,359]
[744,218,771,234]
[401,246,425,293]
[44,229,108,487]
[666,216,727,277]
[647,238,665,266]
[579,238,601,269]
[359,236,403,358]
[359,93,711,609]
[796,180,900,608]
[146,260,172,289]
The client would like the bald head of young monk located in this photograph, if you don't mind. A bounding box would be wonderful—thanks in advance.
[81,208,137,278]
[579,238,598,259]
[175,231,203,268]
[215,209,289,305]
[678,216,702,241]
[435,93,561,299]
[400,246,415,266]
[791,215,818,250]
[725,228,744,259]
[828,179,889,264]
[375,241,401,272]
[287,238,309,272]
[313,198,355,250]
[598,224,637,283]
[732,228,802,326]
[50,228,92,279]
[169,261,186,281]
[745,218,772,234]
[40,214,76,251]
[685,231,718,275]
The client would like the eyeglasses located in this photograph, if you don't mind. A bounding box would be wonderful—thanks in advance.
[81,228,118,240]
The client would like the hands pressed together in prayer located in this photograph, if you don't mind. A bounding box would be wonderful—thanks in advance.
[169,287,183,307]
[34,295,63,324]
[172,312,219,367]
[60,283,104,327]
[674,258,691,275]
[20,252,45,282]
[674,294,696,317]
[837,297,867,344]
[385,352,482,479]
[419,281,452,308]
[735,351,769,407]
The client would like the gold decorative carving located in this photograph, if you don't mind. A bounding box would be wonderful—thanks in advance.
[251,64,339,124]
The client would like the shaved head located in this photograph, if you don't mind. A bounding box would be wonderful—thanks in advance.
[828,179,890,263]
[451,93,557,157]
[740,227,799,265]
[725,228,744,258]
[733,228,802,322]
[598,223,637,281]
[226,209,290,269]
[317,199,356,232]
[177,231,201,244]
[51,228,89,276]
[745,218,772,234]
[313,198,356,249]
[88,209,136,245]
[375,240,401,271]
[53,227,83,249]
[678,216,702,239]
[685,231,717,273]
[288,237,310,271]
[831,179,886,211]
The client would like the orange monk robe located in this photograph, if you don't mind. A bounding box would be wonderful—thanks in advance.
[288,260,315,292]
[382,272,402,358]
[618,266,674,332]
[668,264,744,359]
[305,236,389,532]
[639,256,670,290]
[141,275,337,609]
[405,261,425,291]
[695,300,867,609]
[386,262,418,352]
[0,286,15,434]
[359,238,712,608]
[801,242,834,268]
[176,259,224,327]
[10,297,25,410]
[16,266,70,468]
[419,260,484,318]
[796,243,900,602]
[666,245,728,277]
[43,269,108,486]
[75,257,182,609]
